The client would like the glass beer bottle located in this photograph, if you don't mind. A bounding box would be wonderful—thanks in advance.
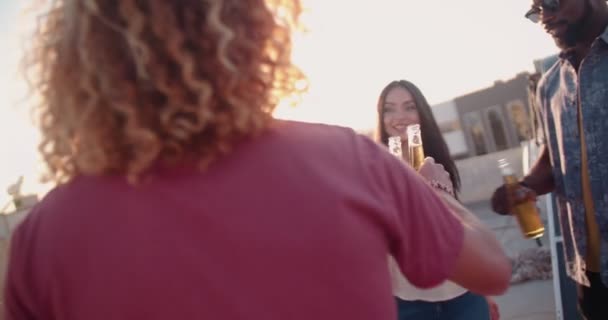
[498,159,545,239]
[407,124,425,170]
[388,136,403,159]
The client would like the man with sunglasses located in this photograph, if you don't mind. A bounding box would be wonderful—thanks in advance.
[491,0,608,319]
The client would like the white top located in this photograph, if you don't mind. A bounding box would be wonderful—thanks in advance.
[389,256,467,302]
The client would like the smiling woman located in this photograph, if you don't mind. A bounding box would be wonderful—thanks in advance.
[376,80,494,320]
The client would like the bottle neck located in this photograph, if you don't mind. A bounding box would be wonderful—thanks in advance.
[503,174,519,185]
[400,140,409,162]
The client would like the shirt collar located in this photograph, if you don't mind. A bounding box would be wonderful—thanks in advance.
[601,24,608,44]
[558,25,608,62]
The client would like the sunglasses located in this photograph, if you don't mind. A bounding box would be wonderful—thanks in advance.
[525,0,560,23]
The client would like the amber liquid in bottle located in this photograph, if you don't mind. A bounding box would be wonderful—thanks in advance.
[407,124,425,170]
[408,144,425,171]
[499,159,545,239]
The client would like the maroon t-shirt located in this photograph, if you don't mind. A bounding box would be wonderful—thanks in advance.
[4,120,463,320]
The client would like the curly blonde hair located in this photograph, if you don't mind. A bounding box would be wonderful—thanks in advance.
[26,0,304,183]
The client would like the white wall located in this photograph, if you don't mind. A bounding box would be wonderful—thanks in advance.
[456,147,524,204]
[431,100,469,157]
[444,131,468,156]
[431,100,459,123]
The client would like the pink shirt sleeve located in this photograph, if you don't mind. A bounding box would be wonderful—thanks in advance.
[4,207,43,320]
[357,135,465,289]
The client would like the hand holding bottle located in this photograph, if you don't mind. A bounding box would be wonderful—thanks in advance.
[418,157,454,197]
[491,182,537,215]
[494,159,544,239]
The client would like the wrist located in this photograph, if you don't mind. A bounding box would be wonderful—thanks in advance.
[519,178,537,193]
[429,179,455,197]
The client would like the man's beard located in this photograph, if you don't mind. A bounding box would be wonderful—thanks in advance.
[553,0,592,50]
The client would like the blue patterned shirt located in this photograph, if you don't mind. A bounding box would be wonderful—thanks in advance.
[536,26,608,286]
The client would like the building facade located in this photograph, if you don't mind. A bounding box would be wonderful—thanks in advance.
[450,72,534,158]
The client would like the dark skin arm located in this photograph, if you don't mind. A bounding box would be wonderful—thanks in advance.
[491,145,555,215]
[521,145,555,195]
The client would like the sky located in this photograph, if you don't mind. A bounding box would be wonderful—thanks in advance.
[0,0,558,204]
[0,1,42,208]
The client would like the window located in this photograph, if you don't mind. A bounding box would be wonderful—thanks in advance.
[463,112,488,156]
[507,100,532,142]
[487,109,509,151]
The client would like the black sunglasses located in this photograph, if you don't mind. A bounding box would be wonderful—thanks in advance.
[525,0,560,23]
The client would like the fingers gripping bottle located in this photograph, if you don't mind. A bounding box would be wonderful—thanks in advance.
[498,159,545,239]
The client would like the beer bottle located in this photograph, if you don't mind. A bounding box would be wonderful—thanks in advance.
[498,159,545,239]
[407,124,425,170]
[388,136,403,159]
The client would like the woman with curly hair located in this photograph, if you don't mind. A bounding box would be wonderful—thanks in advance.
[4,1,510,319]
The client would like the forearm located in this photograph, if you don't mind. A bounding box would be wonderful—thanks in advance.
[522,145,555,195]
[440,193,494,240]
[441,192,511,295]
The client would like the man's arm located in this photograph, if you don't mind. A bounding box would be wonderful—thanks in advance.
[525,77,555,195]
[521,145,555,195]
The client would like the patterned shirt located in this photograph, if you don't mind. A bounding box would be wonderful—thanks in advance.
[535,26,608,286]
